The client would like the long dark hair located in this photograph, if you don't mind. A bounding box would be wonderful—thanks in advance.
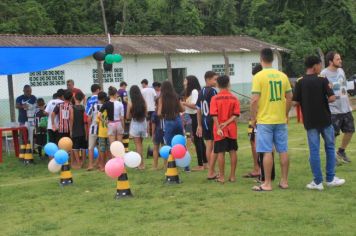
[185,75,201,98]
[129,85,146,121]
[161,81,180,120]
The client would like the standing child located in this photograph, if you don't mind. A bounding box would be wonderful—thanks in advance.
[158,81,188,171]
[151,99,166,170]
[245,64,262,179]
[157,81,185,146]
[182,75,208,171]
[96,92,109,171]
[46,89,64,146]
[52,90,73,141]
[70,92,87,169]
[34,98,47,159]
[86,84,101,170]
[196,71,218,179]
[210,75,240,184]
[98,86,124,144]
[126,85,147,170]
[117,81,129,133]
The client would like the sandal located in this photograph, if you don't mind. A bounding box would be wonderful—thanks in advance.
[252,186,272,192]
[207,175,218,180]
[243,172,260,178]
[215,178,225,184]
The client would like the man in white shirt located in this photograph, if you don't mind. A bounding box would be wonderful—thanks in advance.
[45,89,64,146]
[321,52,354,164]
[141,79,157,136]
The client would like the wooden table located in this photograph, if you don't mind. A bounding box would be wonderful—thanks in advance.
[0,126,28,163]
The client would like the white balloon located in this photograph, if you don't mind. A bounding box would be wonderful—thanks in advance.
[110,141,125,157]
[124,151,142,168]
[48,159,62,173]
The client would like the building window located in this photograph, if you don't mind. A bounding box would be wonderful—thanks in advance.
[93,68,123,83]
[212,64,234,76]
[29,70,65,87]
[252,62,260,70]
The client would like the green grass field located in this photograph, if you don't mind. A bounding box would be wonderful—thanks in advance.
[1,118,356,236]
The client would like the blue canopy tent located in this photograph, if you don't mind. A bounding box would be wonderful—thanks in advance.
[0,47,104,75]
[0,46,104,121]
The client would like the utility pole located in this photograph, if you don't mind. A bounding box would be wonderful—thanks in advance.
[98,0,108,89]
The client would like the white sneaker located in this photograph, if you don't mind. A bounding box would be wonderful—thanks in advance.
[326,177,345,187]
[306,181,324,191]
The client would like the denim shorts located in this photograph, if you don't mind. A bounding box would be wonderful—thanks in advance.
[129,120,148,138]
[256,124,288,153]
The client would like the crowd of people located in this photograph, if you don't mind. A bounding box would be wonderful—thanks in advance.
[15,48,353,191]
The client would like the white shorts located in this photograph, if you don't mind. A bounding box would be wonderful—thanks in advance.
[129,120,148,138]
[108,121,124,136]
[88,134,98,150]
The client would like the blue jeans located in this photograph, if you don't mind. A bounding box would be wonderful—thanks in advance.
[307,125,336,184]
[163,116,183,146]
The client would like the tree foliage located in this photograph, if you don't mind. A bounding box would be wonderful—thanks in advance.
[0,0,355,76]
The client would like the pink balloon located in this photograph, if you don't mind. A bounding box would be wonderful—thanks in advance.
[171,144,186,159]
[105,157,125,179]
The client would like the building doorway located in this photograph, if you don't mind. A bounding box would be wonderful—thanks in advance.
[152,68,186,95]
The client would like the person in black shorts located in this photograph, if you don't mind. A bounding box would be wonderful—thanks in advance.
[34,98,47,159]
[210,75,240,183]
[151,99,166,170]
[321,52,355,164]
[70,92,87,169]
[196,71,218,179]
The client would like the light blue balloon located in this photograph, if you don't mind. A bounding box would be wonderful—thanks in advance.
[94,147,99,159]
[175,151,191,168]
[159,145,171,159]
[44,142,59,156]
[171,135,186,147]
[54,150,69,165]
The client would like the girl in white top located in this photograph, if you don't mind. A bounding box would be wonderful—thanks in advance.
[182,76,208,171]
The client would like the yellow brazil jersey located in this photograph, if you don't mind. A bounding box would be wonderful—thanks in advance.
[97,110,108,138]
[251,68,292,124]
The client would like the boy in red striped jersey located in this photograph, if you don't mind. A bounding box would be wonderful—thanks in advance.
[51,90,73,142]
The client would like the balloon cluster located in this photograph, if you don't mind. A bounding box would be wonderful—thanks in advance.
[93,44,123,71]
[159,135,191,168]
[45,137,73,173]
[105,141,142,179]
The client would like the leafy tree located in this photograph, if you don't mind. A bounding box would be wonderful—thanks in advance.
[199,0,240,35]
[38,0,103,34]
[0,0,55,34]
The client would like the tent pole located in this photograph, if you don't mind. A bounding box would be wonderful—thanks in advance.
[97,61,104,89]
[7,74,16,122]
[223,49,230,76]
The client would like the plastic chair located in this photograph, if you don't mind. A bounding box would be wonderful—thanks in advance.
[4,131,13,155]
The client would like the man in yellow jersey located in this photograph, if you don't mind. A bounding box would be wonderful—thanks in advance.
[250,48,293,191]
